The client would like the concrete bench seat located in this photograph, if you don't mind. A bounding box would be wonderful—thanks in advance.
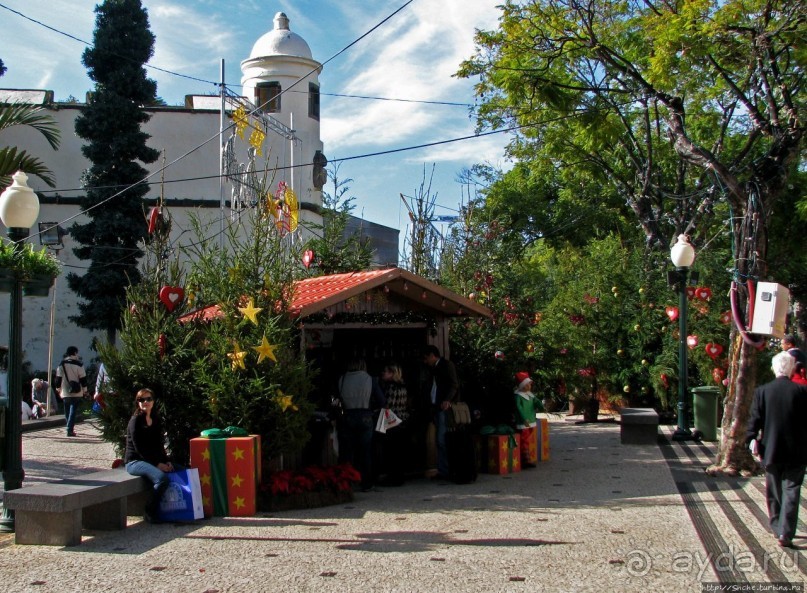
[3,468,150,546]
[619,407,660,445]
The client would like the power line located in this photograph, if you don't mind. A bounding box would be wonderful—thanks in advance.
[0,2,219,87]
[24,1,418,247]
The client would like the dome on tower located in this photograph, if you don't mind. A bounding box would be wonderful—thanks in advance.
[248,12,313,61]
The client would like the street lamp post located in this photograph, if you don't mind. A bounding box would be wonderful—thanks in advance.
[0,171,41,532]
[670,234,696,441]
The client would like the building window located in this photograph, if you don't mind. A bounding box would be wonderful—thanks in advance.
[308,82,320,120]
[256,82,281,113]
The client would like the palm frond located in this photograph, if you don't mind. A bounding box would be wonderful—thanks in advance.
[0,147,56,187]
[0,103,61,150]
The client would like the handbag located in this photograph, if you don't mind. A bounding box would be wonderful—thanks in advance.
[157,468,204,522]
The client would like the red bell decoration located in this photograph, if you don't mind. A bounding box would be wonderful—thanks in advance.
[704,343,724,359]
[695,286,712,300]
[302,249,315,269]
[159,285,185,312]
[687,335,699,349]
[712,367,726,384]
[665,306,679,321]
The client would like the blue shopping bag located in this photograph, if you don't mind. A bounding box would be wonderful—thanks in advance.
[157,468,204,522]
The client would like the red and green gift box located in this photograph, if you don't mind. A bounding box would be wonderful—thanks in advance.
[486,434,521,474]
[518,426,538,467]
[190,428,262,517]
[537,418,550,461]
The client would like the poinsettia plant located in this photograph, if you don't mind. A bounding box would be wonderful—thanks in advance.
[263,463,361,496]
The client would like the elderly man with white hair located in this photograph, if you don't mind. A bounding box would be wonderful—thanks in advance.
[746,351,807,548]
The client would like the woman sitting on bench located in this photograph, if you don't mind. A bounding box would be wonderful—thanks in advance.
[124,388,179,523]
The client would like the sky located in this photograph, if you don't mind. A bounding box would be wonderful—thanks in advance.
[0,0,510,249]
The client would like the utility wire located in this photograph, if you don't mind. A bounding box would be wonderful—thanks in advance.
[25,1,416,244]
[0,2,218,87]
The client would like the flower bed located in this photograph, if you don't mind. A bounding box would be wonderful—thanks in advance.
[259,464,360,512]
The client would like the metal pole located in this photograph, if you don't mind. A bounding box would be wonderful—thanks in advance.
[219,58,226,249]
[0,228,29,532]
[45,276,56,416]
[673,267,692,440]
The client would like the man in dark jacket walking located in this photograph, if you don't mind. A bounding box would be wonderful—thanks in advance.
[746,351,807,548]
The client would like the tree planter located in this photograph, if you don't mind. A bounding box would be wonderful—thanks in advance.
[22,274,55,297]
[582,397,600,422]
[0,268,14,293]
[260,489,353,512]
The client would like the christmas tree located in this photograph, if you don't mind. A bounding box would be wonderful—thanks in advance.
[97,189,314,467]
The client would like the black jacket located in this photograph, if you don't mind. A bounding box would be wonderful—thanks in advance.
[432,358,460,406]
[124,414,169,466]
[746,376,807,467]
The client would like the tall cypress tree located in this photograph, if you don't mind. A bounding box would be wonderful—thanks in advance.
[71,0,159,342]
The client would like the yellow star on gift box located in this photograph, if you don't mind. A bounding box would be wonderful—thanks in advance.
[232,447,245,461]
[228,342,247,370]
[233,496,246,510]
[238,298,263,325]
[253,335,277,364]
[200,473,211,486]
[277,391,298,412]
[231,474,244,488]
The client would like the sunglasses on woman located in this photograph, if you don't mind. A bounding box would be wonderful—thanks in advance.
[137,397,153,403]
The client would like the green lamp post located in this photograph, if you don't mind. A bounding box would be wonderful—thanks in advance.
[670,234,696,441]
[0,171,41,532]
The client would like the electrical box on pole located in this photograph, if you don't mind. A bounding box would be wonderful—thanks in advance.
[750,282,790,338]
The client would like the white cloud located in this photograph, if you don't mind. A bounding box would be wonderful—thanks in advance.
[321,0,500,152]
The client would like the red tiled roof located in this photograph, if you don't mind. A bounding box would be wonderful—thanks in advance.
[178,267,490,323]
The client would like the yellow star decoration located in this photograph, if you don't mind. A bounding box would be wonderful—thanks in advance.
[253,335,277,364]
[233,496,246,510]
[201,449,210,461]
[277,390,298,413]
[232,447,245,461]
[238,298,263,325]
[228,342,247,371]
[231,474,244,488]
[249,128,266,155]
[200,473,211,486]
[232,106,248,139]
[202,494,210,506]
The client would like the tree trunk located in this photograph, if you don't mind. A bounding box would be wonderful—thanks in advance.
[707,191,767,476]
[707,332,759,476]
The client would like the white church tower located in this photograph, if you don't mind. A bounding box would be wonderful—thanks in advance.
[240,12,326,224]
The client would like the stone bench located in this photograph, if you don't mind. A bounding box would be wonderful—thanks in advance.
[619,407,659,445]
[3,468,150,546]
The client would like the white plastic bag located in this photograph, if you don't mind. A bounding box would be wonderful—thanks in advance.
[375,410,387,433]
[384,409,402,430]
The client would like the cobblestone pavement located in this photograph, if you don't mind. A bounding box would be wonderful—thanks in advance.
[0,419,803,593]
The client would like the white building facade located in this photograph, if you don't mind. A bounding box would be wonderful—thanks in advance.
[0,13,397,374]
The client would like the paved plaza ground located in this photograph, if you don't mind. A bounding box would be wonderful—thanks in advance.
[0,417,803,592]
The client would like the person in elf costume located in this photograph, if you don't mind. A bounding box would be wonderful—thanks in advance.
[514,371,544,467]
[513,371,544,428]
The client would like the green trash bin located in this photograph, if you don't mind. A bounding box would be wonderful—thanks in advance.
[691,386,720,441]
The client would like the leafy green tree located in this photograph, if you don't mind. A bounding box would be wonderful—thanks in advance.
[70,0,160,343]
[304,164,372,275]
[458,0,805,474]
